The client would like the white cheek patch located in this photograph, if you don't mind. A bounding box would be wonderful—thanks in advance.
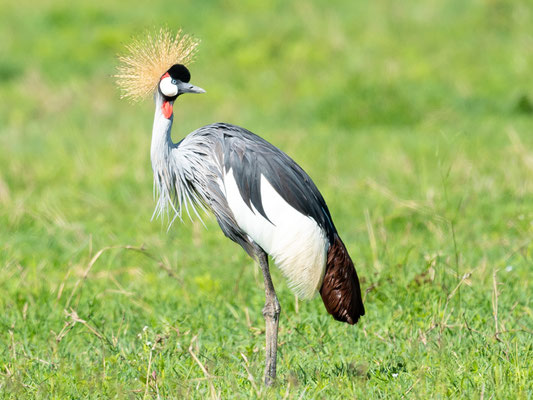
[159,77,178,97]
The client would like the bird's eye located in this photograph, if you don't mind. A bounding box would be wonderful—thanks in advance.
[159,76,178,97]
[171,79,177,85]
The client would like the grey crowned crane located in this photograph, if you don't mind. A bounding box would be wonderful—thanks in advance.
[116,29,364,386]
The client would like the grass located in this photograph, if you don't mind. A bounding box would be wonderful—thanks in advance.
[1,0,532,398]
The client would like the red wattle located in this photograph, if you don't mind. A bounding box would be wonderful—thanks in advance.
[162,101,173,119]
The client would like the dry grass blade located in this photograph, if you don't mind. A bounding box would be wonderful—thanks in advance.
[65,308,104,340]
[188,335,219,400]
[438,272,472,337]
[492,270,502,342]
[55,308,113,349]
[65,246,115,309]
[65,244,180,310]
[364,208,380,271]
[507,127,533,172]
[142,346,154,400]
[446,272,472,302]
[365,178,440,218]
[240,353,261,396]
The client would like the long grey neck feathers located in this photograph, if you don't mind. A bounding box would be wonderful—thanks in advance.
[150,91,208,226]
[151,92,178,223]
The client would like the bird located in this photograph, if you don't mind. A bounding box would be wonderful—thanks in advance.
[116,28,365,386]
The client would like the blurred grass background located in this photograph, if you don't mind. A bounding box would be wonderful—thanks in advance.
[1,0,532,398]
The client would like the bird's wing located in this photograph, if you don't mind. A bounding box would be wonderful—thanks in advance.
[202,123,337,242]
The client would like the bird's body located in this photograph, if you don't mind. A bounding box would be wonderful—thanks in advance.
[151,91,364,322]
[117,30,364,385]
[156,122,328,299]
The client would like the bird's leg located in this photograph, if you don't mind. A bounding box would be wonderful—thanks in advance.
[254,245,281,386]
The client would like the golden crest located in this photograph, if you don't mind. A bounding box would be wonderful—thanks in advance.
[115,28,200,101]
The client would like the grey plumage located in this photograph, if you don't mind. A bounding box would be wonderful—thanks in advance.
[152,92,336,256]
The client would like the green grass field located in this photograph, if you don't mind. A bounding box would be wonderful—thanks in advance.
[1,0,532,398]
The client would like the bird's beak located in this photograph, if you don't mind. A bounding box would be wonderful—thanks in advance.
[177,81,206,94]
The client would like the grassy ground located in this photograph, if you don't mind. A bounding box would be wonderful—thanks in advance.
[1,0,532,398]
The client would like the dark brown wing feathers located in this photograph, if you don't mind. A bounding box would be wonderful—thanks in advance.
[320,233,365,324]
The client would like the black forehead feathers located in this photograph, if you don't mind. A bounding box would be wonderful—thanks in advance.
[167,64,191,83]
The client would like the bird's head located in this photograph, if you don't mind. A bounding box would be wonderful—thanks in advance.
[158,64,205,118]
[115,28,203,118]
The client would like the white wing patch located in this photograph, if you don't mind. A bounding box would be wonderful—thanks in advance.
[223,169,328,299]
